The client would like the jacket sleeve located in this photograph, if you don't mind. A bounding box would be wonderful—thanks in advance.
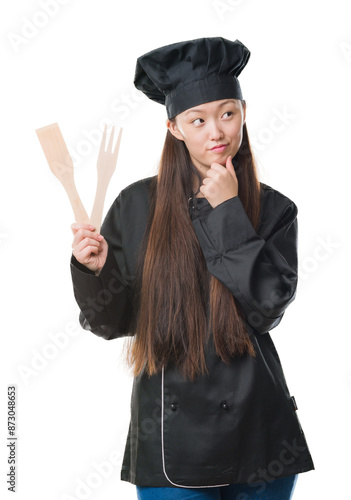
[70,193,134,340]
[191,194,298,335]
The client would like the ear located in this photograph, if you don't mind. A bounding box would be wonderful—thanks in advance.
[242,101,246,125]
[166,119,184,142]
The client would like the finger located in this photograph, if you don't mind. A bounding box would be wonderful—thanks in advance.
[71,222,96,234]
[72,229,102,248]
[73,236,101,253]
[209,162,227,173]
[226,155,234,172]
[228,156,238,181]
[204,170,222,185]
[206,164,219,176]
[74,244,100,263]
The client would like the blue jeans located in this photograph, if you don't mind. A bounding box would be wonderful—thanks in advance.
[136,473,298,499]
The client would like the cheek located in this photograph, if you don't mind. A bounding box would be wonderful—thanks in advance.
[230,123,243,141]
[184,136,203,155]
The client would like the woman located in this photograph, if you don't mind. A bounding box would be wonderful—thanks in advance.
[70,37,315,499]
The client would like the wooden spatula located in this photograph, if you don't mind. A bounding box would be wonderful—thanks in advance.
[35,123,90,225]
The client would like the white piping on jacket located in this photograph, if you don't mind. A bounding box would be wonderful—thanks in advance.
[161,365,230,488]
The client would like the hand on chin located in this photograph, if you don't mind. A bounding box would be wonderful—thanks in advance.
[199,155,239,208]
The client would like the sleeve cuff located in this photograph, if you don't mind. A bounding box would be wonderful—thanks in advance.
[70,254,96,276]
[193,196,258,254]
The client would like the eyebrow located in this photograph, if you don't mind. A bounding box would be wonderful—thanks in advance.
[183,99,237,116]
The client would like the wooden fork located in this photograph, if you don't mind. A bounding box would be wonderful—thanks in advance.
[90,124,123,233]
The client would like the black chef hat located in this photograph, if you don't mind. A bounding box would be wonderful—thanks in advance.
[134,37,250,119]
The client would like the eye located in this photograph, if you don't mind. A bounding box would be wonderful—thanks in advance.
[222,111,233,118]
[192,118,204,126]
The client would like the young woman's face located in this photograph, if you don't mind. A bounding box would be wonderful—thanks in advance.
[167,98,246,175]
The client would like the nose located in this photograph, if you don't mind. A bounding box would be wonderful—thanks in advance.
[208,120,224,141]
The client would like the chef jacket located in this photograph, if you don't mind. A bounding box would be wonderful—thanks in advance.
[70,175,315,488]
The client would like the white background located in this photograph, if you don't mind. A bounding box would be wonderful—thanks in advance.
[1,0,350,498]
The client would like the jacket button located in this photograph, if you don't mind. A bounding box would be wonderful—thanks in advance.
[170,403,177,411]
[220,400,229,410]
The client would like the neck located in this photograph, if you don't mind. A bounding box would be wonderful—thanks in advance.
[192,172,205,197]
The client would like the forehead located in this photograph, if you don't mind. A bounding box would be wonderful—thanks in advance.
[180,98,240,117]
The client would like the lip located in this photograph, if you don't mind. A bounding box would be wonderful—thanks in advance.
[210,144,228,152]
